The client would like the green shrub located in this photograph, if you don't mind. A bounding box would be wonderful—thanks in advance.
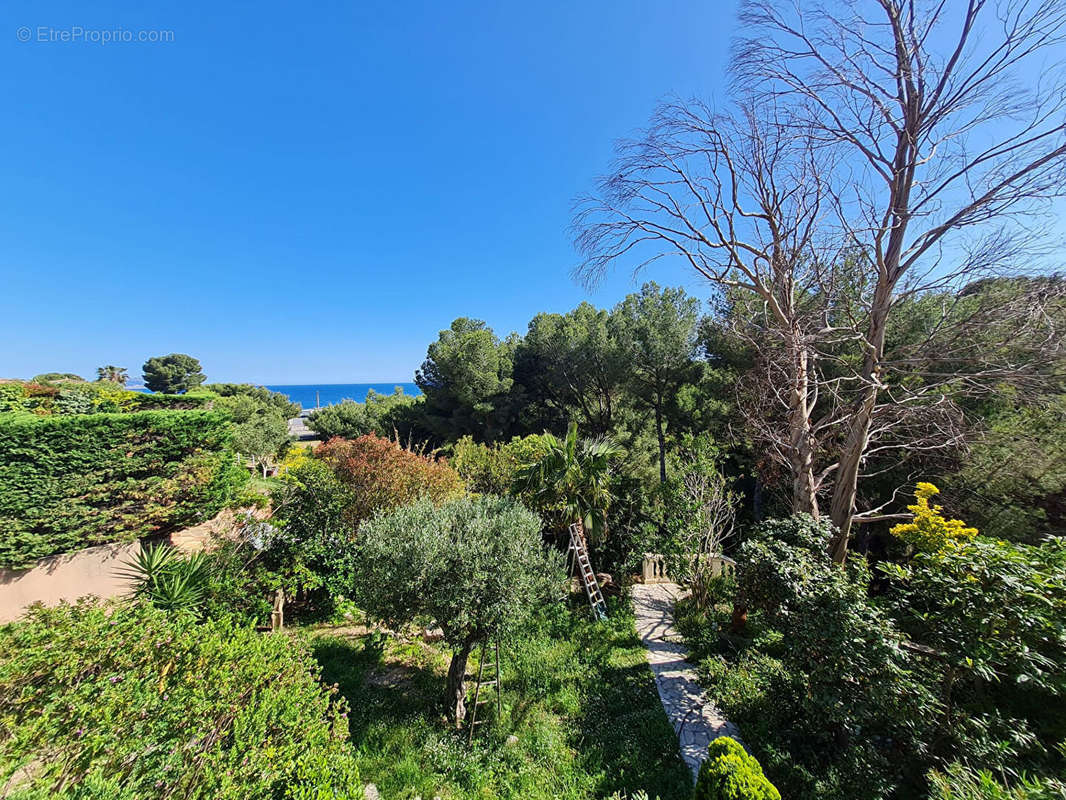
[450,433,549,496]
[204,382,300,417]
[0,601,361,799]
[306,388,426,442]
[0,410,245,567]
[928,763,1066,800]
[719,515,937,799]
[693,738,780,800]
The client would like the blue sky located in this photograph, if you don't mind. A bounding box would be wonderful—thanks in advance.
[0,1,734,383]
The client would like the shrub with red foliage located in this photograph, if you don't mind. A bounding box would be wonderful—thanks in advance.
[315,434,465,525]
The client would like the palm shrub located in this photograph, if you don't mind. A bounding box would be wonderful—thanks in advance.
[693,737,781,800]
[352,494,564,725]
[0,601,360,799]
[120,542,211,613]
[512,420,623,545]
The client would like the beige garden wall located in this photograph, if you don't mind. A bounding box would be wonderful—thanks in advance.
[0,508,265,624]
[0,538,144,624]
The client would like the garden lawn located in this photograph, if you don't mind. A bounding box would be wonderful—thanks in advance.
[310,596,692,800]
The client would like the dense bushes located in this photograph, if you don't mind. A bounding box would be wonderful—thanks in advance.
[683,513,1066,800]
[693,738,780,800]
[450,433,549,495]
[306,388,425,442]
[314,435,464,523]
[0,410,244,567]
[262,434,466,618]
[0,601,361,799]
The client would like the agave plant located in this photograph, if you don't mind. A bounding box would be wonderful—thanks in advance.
[119,543,210,613]
[513,421,623,545]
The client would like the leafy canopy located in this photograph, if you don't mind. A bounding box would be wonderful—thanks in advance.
[142,353,206,394]
[352,494,563,648]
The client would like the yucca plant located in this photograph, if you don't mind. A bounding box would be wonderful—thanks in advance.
[513,421,622,546]
[119,543,211,613]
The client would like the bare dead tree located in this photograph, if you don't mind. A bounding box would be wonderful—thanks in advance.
[736,0,1066,560]
[574,0,1066,562]
[574,98,842,517]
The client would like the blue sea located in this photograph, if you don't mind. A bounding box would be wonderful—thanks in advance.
[265,383,420,410]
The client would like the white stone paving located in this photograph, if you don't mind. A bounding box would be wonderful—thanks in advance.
[631,582,741,779]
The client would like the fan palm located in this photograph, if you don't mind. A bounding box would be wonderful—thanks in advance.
[513,421,622,545]
[96,365,129,385]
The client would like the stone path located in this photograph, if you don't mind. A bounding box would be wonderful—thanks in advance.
[631,582,740,779]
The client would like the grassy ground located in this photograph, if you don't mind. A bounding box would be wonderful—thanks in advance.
[308,596,691,800]
[246,475,284,495]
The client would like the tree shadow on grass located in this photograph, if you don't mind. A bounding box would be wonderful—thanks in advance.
[568,606,693,800]
[311,634,448,744]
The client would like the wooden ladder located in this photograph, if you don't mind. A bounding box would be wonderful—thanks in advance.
[467,638,502,744]
[568,522,607,620]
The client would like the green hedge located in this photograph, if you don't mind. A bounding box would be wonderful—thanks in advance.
[0,410,245,568]
[0,381,214,415]
[0,600,361,799]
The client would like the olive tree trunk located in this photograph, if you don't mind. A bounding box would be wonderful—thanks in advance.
[445,636,478,727]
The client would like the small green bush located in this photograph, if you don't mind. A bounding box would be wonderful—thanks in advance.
[0,601,361,799]
[693,737,781,800]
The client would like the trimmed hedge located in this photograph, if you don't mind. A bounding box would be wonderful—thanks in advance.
[0,380,214,415]
[0,410,245,568]
[0,601,361,799]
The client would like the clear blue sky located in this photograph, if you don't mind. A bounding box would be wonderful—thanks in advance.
[0,1,734,384]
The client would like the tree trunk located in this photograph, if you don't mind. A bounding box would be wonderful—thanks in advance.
[654,400,667,485]
[828,290,891,563]
[445,637,477,727]
[788,345,818,520]
[787,333,819,517]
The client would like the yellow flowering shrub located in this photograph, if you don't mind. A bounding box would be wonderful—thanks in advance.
[890,482,977,553]
[278,444,312,475]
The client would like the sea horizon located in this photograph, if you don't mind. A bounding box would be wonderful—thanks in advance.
[264,382,420,410]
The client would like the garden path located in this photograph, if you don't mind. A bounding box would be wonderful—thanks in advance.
[631,582,740,780]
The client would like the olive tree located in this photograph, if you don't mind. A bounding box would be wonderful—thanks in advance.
[352,495,563,725]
